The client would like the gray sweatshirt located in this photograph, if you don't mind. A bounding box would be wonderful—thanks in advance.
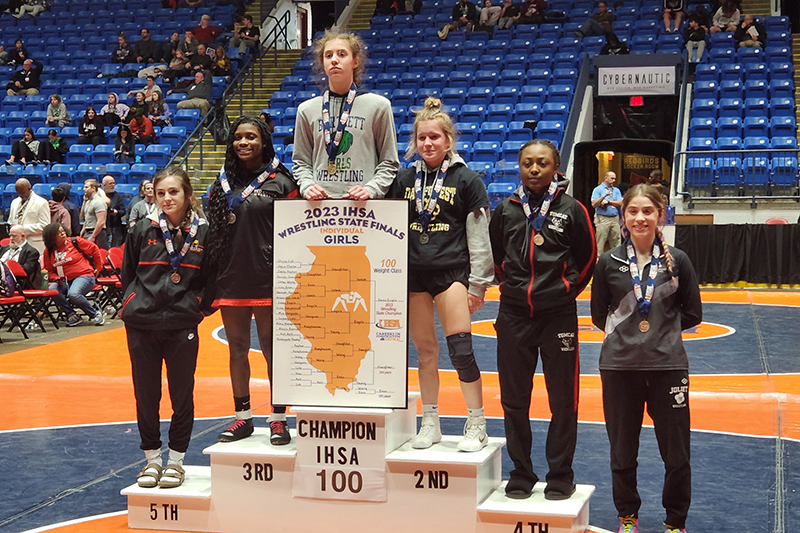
[292,91,399,199]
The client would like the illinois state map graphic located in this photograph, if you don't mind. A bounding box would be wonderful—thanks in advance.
[284,246,372,394]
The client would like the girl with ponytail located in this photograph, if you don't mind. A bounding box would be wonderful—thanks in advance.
[388,97,493,452]
[590,184,702,533]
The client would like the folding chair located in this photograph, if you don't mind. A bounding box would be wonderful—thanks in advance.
[95,247,124,318]
[5,259,59,332]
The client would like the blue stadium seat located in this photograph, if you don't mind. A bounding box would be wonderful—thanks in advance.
[456,122,479,143]
[744,97,769,117]
[2,95,25,112]
[472,141,501,163]
[709,47,735,64]
[66,144,93,165]
[460,105,486,123]
[736,47,763,64]
[719,80,743,100]
[535,121,564,145]
[479,122,507,143]
[769,116,796,137]
[716,117,743,138]
[449,71,473,88]
[467,87,493,106]
[22,95,48,112]
[744,80,768,99]
[19,164,47,184]
[688,137,715,151]
[144,144,171,166]
[547,85,573,104]
[48,164,76,182]
[391,89,414,108]
[693,81,718,100]
[542,102,568,122]
[690,99,717,119]
[769,98,794,117]
[399,72,423,91]
[744,62,768,81]
[74,163,100,182]
[6,112,29,130]
[764,45,791,64]
[689,118,716,138]
[160,127,187,150]
[92,144,115,164]
[508,121,533,142]
[743,116,769,137]
[174,109,200,130]
[467,161,493,187]
[486,104,513,123]
[488,182,515,210]
[771,155,798,191]
[104,163,129,182]
[768,79,793,99]
[520,85,546,105]
[771,136,799,150]
[493,86,519,105]
[768,62,793,80]
[742,154,770,192]
[514,103,540,122]
[684,156,714,193]
[718,98,743,118]
[501,140,525,162]
[743,136,770,150]
[269,91,294,110]
[441,88,466,107]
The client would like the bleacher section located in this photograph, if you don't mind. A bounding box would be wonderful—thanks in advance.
[0,0,247,210]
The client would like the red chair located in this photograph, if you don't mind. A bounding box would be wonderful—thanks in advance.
[95,248,124,318]
[0,238,9,247]
[0,294,28,340]
[5,259,60,331]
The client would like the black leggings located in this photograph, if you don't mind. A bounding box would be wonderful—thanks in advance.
[11,140,36,161]
[78,135,105,146]
[38,142,65,163]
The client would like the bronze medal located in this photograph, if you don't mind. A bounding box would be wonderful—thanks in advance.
[227,212,236,225]
[328,162,337,175]
[638,319,650,333]
[171,271,181,284]
[533,233,545,246]
[419,233,429,245]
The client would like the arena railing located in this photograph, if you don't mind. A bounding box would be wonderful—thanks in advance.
[169,9,291,173]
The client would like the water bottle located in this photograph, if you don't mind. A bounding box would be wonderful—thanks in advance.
[665,205,675,225]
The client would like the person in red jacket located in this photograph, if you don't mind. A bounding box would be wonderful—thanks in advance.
[128,110,156,146]
[489,139,597,501]
[42,223,106,327]
[194,14,223,45]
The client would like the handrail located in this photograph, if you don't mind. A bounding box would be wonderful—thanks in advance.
[169,9,293,174]
[670,58,690,196]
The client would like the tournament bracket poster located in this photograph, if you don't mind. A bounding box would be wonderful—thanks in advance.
[272,199,409,409]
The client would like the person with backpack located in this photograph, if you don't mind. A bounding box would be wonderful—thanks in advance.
[42,222,106,327]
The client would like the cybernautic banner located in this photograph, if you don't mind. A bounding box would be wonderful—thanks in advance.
[597,65,677,96]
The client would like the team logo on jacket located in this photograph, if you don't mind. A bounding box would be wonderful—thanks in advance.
[547,211,567,233]
[558,331,575,352]
[619,265,629,272]
[670,384,689,408]
[148,239,158,245]
[189,240,203,253]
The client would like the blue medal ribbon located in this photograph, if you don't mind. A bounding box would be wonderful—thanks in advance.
[158,211,200,273]
[413,158,450,234]
[625,238,661,321]
[516,176,558,233]
[322,83,357,170]
[219,156,281,212]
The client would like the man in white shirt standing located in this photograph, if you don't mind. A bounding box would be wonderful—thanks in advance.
[8,178,50,253]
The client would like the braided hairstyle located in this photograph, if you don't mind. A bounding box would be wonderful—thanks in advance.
[206,115,280,267]
[621,184,675,277]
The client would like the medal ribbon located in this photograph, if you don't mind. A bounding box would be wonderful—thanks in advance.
[322,83,357,170]
[414,158,450,233]
[625,239,661,321]
[516,176,558,233]
[158,211,200,272]
[219,156,280,212]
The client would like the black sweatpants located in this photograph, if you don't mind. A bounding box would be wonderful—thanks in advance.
[495,302,579,493]
[601,370,691,529]
[127,325,199,453]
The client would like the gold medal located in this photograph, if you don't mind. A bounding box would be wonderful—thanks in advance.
[639,320,650,333]
[227,212,236,225]
[328,162,337,175]
[171,271,181,284]
[533,233,544,246]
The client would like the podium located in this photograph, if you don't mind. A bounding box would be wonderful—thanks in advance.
[122,393,595,533]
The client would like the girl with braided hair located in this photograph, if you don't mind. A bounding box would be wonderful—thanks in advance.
[206,115,298,445]
[590,184,702,533]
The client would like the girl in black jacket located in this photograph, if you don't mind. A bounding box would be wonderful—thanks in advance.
[590,184,701,533]
[122,166,216,490]
[77,106,105,146]
[115,124,135,163]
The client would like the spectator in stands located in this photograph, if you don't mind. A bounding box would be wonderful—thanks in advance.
[0,45,9,66]
[135,28,159,64]
[0,224,40,286]
[49,188,71,229]
[6,58,43,96]
[479,0,502,27]
[195,14,223,45]
[112,34,135,64]
[128,180,156,227]
[689,4,710,31]
[496,0,519,29]
[684,18,706,62]
[46,94,71,128]
[734,14,766,47]
[1,0,24,14]
[515,0,546,25]
[115,124,136,163]
[168,70,213,116]
[127,76,162,102]
[374,0,397,16]
[3,223,42,284]
[212,45,232,80]
[710,0,739,33]
[127,91,149,121]
[662,0,684,32]
[81,179,108,250]
[162,32,181,61]
[178,29,199,59]
[100,93,130,128]
[232,15,260,56]
[7,39,29,67]
[438,0,478,39]
[127,179,152,221]
[600,32,629,54]
[189,43,213,72]
[147,92,171,127]
[5,127,39,165]
[162,49,190,86]
[259,112,275,134]
[129,110,156,146]
[38,128,68,164]
[575,2,614,38]
[591,171,623,253]
[9,178,50,253]
[78,106,106,146]
[13,0,48,18]
[102,175,126,247]
[42,222,105,327]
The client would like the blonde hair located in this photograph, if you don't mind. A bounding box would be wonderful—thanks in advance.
[313,30,367,87]
[405,97,459,161]
[621,184,676,277]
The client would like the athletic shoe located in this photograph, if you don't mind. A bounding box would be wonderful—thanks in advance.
[93,311,105,326]
[269,419,291,445]
[66,314,82,327]
[664,528,686,533]
[411,414,441,449]
[457,416,488,452]
[217,417,254,442]
[618,516,639,533]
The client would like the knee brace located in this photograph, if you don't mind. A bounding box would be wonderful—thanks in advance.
[446,332,480,383]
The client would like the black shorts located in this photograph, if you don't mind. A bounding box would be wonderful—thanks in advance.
[408,266,469,297]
